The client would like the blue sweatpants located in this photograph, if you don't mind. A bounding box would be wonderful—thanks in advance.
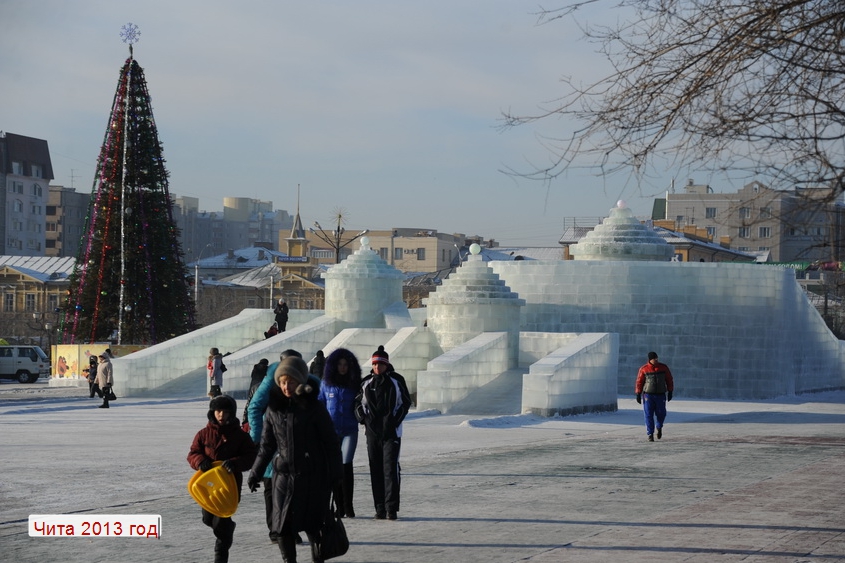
[642,393,667,436]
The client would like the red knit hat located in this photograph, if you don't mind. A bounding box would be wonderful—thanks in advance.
[371,346,389,365]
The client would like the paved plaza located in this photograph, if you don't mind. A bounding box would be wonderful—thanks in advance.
[0,384,843,562]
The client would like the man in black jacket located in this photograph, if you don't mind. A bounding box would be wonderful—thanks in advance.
[354,347,412,520]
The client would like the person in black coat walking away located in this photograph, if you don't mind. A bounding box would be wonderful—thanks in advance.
[242,358,269,431]
[309,350,325,380]
[354,346,412,520]
[187,395,257,563]
[274,298,289,332]
[248,356,342,563]
[318,348,362,518]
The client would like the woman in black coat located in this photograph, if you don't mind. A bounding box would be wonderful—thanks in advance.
[248,356,342,563]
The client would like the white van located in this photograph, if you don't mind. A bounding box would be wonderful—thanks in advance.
[0,345,51,383]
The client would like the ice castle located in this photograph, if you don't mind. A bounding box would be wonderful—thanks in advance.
[104,203,845,416]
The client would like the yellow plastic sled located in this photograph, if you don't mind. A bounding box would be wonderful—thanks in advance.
[187,461,239,518]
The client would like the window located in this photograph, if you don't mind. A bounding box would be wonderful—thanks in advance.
[706,226,716,238]
[441,249,446,263]
[416,248,425,260]
[675,215,684,223]
[758,227,771,238]
[46,205,57,216]
[45,239,56,248]
[737,246,750,252]
[379,248,388,261]
[31,164,42,178]
[738,227,750,238]
[12,182,24,194]
[705,207,716,219]
[13,200,23,212]
[739,207,751,219]
[12,161,23,175]
[3,294,13,312]
[393,248,403,260]
[760,207,772,219]
[46,222,57,232]
[31,204,42,215]
[758,246,769,251]
[31,184,42,197]
[25,294,36,311]
[48,295,58,310]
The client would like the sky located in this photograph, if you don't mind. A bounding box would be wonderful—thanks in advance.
[1,1,684,246]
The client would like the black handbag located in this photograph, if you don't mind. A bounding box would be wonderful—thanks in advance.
[105,387,117,401]
[313,494,349,560]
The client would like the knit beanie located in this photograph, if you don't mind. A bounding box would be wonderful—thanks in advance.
[275,356,310,387]
[371,345,390,365]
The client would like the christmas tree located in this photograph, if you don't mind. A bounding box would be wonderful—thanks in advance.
[62,25,196,345]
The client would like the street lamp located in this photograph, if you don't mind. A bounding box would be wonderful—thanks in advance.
[310,220,368,264]
[194,244,214,303]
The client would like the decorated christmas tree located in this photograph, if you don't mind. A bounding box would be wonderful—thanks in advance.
[62,25,196,345]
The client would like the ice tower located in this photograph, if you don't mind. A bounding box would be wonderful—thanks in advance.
[322,237,406,328]
[571,201,674,261]
[425,243,525,367]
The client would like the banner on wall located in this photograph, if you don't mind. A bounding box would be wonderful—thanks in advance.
[52,344,145,378]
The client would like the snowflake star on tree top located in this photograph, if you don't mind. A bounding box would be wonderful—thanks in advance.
[120,23,140,56]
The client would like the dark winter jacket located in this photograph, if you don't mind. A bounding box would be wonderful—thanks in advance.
[318,348,362,437]
[242,361,270,422]
[309,353,325,379]
[635,361,675,395]
[250,384,342,535]
[248,361,322,478]
[187,395,257,499]
[354,368,412,440]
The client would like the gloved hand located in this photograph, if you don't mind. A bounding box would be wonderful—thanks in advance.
[636,394,642,405]
[667,391,673,402]
[198,458,213,473]
[247,472,260,493]
[222,459,236,473]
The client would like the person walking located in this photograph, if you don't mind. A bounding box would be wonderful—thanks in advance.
[95,353,113,409]
[309,350,325,380]
[242,358,270,432]
[187,395,257,563]
[274,298,289,332]
[318,348,362,518]
[635,351,675,441]
[248,349,316,545]
[354,347,412,520]
[247,356,342,563]
[208,347,224,398]
[86,355,101,399]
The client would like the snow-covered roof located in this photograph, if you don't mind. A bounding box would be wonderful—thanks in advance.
[0,256,76,282]
[187,247,289,269]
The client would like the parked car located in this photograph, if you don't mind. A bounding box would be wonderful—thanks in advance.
[0,345,51,383]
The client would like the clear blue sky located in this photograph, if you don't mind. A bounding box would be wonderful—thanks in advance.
[2,1,682,246]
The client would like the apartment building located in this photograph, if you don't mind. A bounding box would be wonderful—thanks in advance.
[173,196,293,262]
[660,180,845,262]
[0,132,53,256]
[45,185,89,258]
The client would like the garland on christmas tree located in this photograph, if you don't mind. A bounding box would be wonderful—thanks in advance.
[62,50,196,345]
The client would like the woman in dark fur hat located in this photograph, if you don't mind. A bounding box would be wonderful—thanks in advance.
[317,348,362,518]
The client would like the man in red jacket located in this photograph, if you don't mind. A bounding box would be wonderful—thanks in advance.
[635,351,675,442]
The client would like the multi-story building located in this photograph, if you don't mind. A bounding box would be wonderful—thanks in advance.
[173,196,293,261]
[659,179,845,262]
[0,132,53,256]
[45,185,89,258]
[302,227,490,274]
